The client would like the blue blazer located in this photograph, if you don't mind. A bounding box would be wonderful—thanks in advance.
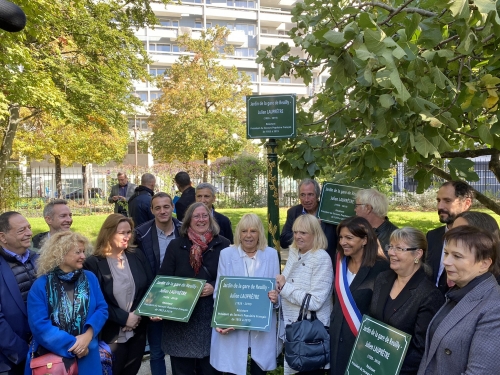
[0,251,38,372]
[25,270,108,375]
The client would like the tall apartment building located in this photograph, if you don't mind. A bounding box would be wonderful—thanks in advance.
[125,0,319,167]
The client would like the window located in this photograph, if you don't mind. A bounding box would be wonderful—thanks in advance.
[235,24,255,35]
[195,21,202,28]
[234,48,256,57]
[228,0,255,7]
[239,71,257,81]
[150,92,162,101]
[261,28,268,34]
[134,92,148,102]
[172,44,181,52]
[150,68,166,77]
[128,117,149,130]
[159,19,179,27]
[149,43,171,53]
[206,22,212,29]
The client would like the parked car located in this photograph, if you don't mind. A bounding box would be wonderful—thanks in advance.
[65,188,103,200]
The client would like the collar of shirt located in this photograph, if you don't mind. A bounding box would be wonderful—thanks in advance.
[237,245,259,260]
[156,226,175,237]
[2,247,29,263]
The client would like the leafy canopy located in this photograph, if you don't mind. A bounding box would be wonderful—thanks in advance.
[257,0,500,210]
[149,26,252,163]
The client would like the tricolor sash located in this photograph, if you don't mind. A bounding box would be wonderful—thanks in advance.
[335,253,362,336]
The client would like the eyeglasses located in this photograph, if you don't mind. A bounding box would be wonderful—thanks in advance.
[385,244,418,252]
[193,214,209,220]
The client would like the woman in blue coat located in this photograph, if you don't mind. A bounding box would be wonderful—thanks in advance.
[25,231,108,375]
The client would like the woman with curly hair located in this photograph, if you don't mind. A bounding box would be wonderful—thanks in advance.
[25,231,108,375]
[84,213,154,375]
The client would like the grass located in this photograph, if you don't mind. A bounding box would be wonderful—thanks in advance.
[27,208,500,243]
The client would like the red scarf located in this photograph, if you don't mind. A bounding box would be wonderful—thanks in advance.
[187,227,213,275]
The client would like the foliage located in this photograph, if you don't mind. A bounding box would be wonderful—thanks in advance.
[256,0,500,213]
[0,0,172,184]
[217,154,267,207]
[149,26,253,164]
[0,168,22,209]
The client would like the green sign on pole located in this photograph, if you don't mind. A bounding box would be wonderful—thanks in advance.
[211,276,275,332]
[318,182,362,224]
[136,276,205,322]
[346,315,411,375]
[246,94,296,139]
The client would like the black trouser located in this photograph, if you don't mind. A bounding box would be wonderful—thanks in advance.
[170,355,221,375]
[108,324,148,375]
[225,358,267,375]
[0,361,25,375]
[297,370,326,375]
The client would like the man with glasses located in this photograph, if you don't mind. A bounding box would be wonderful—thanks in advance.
[280,178,337,261]
[108,172,136,216]
[354,188,397,255]
[426,181,473,295]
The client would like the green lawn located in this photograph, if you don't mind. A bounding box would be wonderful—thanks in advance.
[27,208,500,243]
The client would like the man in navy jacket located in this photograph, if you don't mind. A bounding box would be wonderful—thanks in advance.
[0,212,38,375]
[134,192,181,375]
[195,182,233,243]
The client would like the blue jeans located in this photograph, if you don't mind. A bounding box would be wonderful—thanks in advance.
[148,320,167,375]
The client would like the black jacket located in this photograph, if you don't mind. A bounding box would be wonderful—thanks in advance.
[32,232,48,250]
[279,204,337,260]
[425,226,448,295]
[128,185,155,227]
[330,258,390,375]
[213,210,233,244]
[134,218,182,275]
[83,250,153,343]
[175,186,196,221]
[369,268,444,375]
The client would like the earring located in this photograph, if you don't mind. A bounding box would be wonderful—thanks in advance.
[414,258,419,264]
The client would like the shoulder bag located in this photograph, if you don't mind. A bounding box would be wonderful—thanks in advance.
[284,293,330,372]
[30,342,78,375]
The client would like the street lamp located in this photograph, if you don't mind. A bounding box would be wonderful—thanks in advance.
[131,93,141,184]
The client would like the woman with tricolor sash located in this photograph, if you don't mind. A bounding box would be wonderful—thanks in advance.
[329,216,389,375]
[276,214,334,375]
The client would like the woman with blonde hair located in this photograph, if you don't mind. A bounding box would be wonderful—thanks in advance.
[84,213,153,375]
[276,214,334,375]
[210,213,280,375]
[25,231,108,375]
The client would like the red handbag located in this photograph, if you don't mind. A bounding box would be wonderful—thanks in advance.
[30,353,78,375]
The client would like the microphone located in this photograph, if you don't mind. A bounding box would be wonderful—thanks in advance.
[0,0,26,32]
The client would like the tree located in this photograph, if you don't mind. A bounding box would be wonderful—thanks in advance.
[149,26,252,177]
[257,0,500,213]
[0,0,170,188]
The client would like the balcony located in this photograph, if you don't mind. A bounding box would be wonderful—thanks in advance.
[260,33,295,48]
[150,2,203,17]
[259,7,292,26]
[146,27,178,41]
[259,82,308,95]
[205,5,257,21]
[226,30,247,45]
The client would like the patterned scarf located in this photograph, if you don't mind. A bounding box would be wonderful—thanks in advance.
[46,267,89,336]
[187,227,213,275]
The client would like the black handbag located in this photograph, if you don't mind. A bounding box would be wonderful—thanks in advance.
[284,293,330,372]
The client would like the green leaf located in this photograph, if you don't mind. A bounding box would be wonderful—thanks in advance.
[413,133,439,158]
[364,29,386,55]
[379,94,394,108]
[414,169,433,193]
[449,0,469,19]
[303,147,315,162]
[307,162,319,176]
[478,124,494,144]
[475,0,500,24]
[358,13,378,29]
[355,45,376,61]
[323,31,346,47]
[389,70,411,102]
[404,13,421,39]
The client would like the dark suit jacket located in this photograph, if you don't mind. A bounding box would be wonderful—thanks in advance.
[425,226,448,294]
[84,250,153,343]
[369,268,444,375]
[175,186,196,221]
[108,183,137,214]
[330,258,390,375]
[213,209,233,244]
[0,251,39,372]
[279,204,337,260]
[32,231,48,250]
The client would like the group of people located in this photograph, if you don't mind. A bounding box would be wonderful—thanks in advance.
[1,174,500,375]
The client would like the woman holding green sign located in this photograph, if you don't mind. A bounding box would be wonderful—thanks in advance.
[159,202,230,375]
[369,227,444,375]
[210,213,280,375]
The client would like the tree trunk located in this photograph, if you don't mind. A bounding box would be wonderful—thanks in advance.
[203,151,208,182]
[0,105,20,185]
[82,164,89,206]
[55,155,62,198]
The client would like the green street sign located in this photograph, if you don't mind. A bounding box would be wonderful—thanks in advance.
[211,276,275,332]
[318,183,362,224]
[346,315,411,375]
[246,94,296,139]
[136,276,205,322]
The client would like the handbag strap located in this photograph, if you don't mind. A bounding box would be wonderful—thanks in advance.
[297,293,311,321]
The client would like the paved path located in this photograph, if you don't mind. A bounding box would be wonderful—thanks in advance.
[138,355,172,375]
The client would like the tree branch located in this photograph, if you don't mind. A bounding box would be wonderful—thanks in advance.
[418,162,500,215]
[441,148,500,159]
[303,106,348,126]
[378,0,416,26]
[358,2,437,17]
